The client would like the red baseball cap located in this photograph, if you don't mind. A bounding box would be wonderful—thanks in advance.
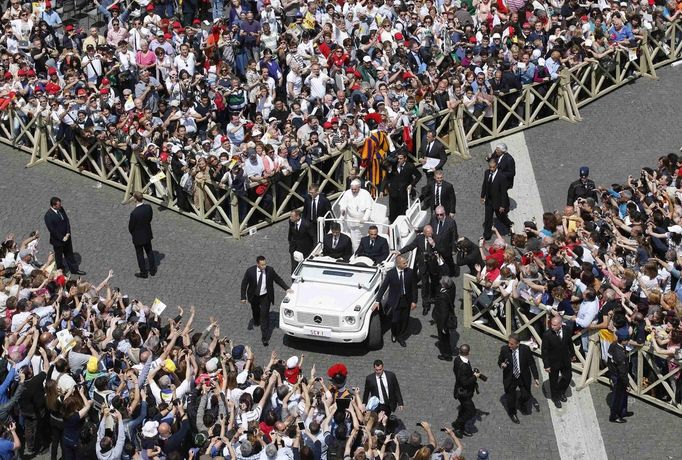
[100,88,110,94]
[77,88,87,96]
[65,24,74,31]
[17,69,27,76]
[146,4,154,11]
[47,67,57,75]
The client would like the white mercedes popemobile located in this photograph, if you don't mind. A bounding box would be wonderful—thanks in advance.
[279,192,428,349]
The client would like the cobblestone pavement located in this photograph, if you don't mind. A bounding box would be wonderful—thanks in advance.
[2,65,681,459]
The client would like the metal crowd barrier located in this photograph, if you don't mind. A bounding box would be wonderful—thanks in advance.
[415,20,680,159]
[462,274,682,415]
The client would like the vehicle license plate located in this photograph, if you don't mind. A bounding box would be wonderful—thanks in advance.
[305,327,331,337]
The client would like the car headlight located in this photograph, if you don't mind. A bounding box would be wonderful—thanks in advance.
[344,316,356,325]
[282,297,290,304]
[283,308,294,318]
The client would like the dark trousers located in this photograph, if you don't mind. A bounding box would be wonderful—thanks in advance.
[53,240,78,273]
[483,202,512,238]
[505,379,531,415]
[390,296,411,339]
[49,416,63,460]
[250,294,271,340]
[135,242,155,274]
[609,377,628,420]
[389,196,408,223]
[453,396,476,431]
[548,365,572,399]
[22,413,40,453]
[437,327,457,357]
[420,269,440,306]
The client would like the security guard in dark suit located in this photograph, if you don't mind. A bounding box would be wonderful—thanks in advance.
[128,191,156,278]
[381,151,422,222]
[566,166,597,206]
[396,224,444,315]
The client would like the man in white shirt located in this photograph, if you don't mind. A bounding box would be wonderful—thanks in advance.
[576,288,600,352]
[304,64,333,102]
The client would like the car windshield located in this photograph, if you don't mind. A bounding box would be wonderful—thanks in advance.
[297,263,376,287]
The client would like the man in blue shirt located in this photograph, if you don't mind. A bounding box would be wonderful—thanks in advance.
[608,16,634,44]
[0,420,20,459]
[39,1,62,29]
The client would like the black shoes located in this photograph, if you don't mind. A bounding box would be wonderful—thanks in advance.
[622,411,634,418]
[422,305,431,316]
[509,414,520,424]
[452,428,473,438]
[438,355,453,361]
[150,267,157,276]
[397,339,407,347]
[559,394,567,402]
[73,270,86,275]
[135,272,148,279]
[532,401,540,412]
[552,399,562,409]
[262,339,269,347]
[609,417,626,423]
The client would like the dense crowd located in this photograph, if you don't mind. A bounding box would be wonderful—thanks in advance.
[0,247,475,459]
[470,153,682,406]
[0,0,676,221]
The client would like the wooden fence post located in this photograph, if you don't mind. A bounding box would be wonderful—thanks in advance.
[557,68,582,123]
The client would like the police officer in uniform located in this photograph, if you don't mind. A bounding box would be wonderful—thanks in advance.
[566,166,598,205]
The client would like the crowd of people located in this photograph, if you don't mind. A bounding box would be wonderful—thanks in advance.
[0,242,483,459]
[468,152,682,421]
[0,0,676,226]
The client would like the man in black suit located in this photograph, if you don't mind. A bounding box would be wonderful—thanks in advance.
[381,151,422,222]
[428,206,458,276]
[396,224,444,315]
[322,222,353,261]
[372,256,418,347]
[480,158,513,240]
[240,255,291,346]
[355,225,389,265]
[302,183,332,224]
[288,210,316,272]
[44,197,85,275]
[421,170,456,216]
[452,344,480,438]
[541,316,575,408]
[433,277,458,361]
[498,333,540,424]
[493,143,516,189]
[128,191,156,278]
[419,131,447,182]
[362,359,404,415]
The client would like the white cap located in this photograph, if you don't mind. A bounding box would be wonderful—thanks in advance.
[584,39,593,47]
[668,225,682,234]
[286,356,299,369]
[237,369,249,384]
[141,421,159,438]
[362,55,372,63]
[252,129,262,137]
[537,58,546,66]
[206,357,219,373]
[491,33,501,39]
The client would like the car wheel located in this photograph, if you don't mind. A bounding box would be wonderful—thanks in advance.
[366,312,383,350]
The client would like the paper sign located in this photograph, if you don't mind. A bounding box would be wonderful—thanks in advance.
[151,298,167,316]
[422,157,440,171]
[56,329,76,352]
[628,50,637,62]
[149,171,166,184]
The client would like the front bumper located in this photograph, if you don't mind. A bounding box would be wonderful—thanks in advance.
[279,319,369,343]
